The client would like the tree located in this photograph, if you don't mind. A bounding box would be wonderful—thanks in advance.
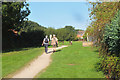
[64,26,76,41]
[19,20,46,33]
[16,20,46,47]
[2,2,30,31]
[56,28,67,41]
[44,27,56,37]
[56,26,76,41]
[65,26,75,31]
[89,2,119,45]
[2,2,30,50]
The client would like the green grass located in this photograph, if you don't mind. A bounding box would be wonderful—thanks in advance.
[37,41,105,78]
[2,47,44,77]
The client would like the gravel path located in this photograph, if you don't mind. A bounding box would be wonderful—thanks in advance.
[12,45,68,78]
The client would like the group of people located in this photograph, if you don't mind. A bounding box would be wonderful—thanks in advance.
[42,34,58,54]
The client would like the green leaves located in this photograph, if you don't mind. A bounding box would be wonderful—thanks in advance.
[88,2,120,78]
[88,2,119,45]
[45,26,77,41]
[103,10,120,57]
[98,56,120,78]
[2,2,31,50]
[56,26,76,41]
[2,2,30,30]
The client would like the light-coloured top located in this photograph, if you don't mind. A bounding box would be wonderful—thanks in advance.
[51,37,58,45]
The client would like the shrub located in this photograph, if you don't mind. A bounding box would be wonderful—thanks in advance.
[98,56,120,78]
[98,10,120,78]
[103,10,120,57]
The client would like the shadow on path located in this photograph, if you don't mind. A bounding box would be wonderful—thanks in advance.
[47,49,61,54]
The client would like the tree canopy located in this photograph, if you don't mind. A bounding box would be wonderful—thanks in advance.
[2,2,30,50]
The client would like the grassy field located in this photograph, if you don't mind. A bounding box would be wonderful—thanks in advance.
[37,41,105,78]
[2,47,44,77]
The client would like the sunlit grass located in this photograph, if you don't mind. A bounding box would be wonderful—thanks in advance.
[37,41,105,78]
[2,47,44,77]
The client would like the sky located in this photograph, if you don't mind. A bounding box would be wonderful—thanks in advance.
[27,2,92,30]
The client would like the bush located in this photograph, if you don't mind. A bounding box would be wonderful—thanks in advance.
[98,10,120,78]
[103,10,120,57]
[20,30,45,47]
[98,56,120,78]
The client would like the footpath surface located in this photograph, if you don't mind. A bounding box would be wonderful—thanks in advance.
[12,45,68,78]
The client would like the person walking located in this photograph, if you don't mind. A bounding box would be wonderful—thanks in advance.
[51,34,58,52]
[42,35,49,54]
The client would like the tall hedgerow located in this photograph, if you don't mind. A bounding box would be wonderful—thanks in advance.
[97,10,120,79]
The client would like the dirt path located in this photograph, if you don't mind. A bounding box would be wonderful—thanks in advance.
[12,45,68,78]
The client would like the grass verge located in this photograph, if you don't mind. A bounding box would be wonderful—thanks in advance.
[2,47,44,77]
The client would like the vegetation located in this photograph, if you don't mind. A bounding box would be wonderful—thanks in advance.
[99,10,120,78]
[44,27,56,36]
[37,42,104,78]
[1,2,81,77]
[19,21,46,47]
[2,2,30,50]
[56,26,77,41]
[19,20,46,33]
[103,11,120,57]
[3,1,119,78]
[86,2,120,78]
[2,47,44,77]
[2,2,80,50]
[2,2,83,51]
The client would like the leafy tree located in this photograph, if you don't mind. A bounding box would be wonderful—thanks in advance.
[19,20,46,33]
[87,2,119,54]
[56,28,67,41]
[44,27,56,36]
[2,2,30,50]
[65,26,75,31]
[2,2,30,31]
[64,26,76,41]
[83,26,94,41]
[56,26,76,41]
[75,29,84,32]
[89,2,119,46]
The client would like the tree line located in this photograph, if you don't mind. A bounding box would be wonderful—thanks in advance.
[2,2,82,50]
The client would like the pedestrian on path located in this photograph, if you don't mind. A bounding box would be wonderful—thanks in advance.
[42,35,49,54]
[51,34,58,52]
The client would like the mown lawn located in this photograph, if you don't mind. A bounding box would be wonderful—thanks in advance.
[37,41,105,78]
[2,47,44,77]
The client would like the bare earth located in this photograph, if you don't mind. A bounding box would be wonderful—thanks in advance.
[12,45,68,78]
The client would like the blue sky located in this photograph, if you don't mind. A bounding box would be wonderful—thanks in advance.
[27,2,92,30]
